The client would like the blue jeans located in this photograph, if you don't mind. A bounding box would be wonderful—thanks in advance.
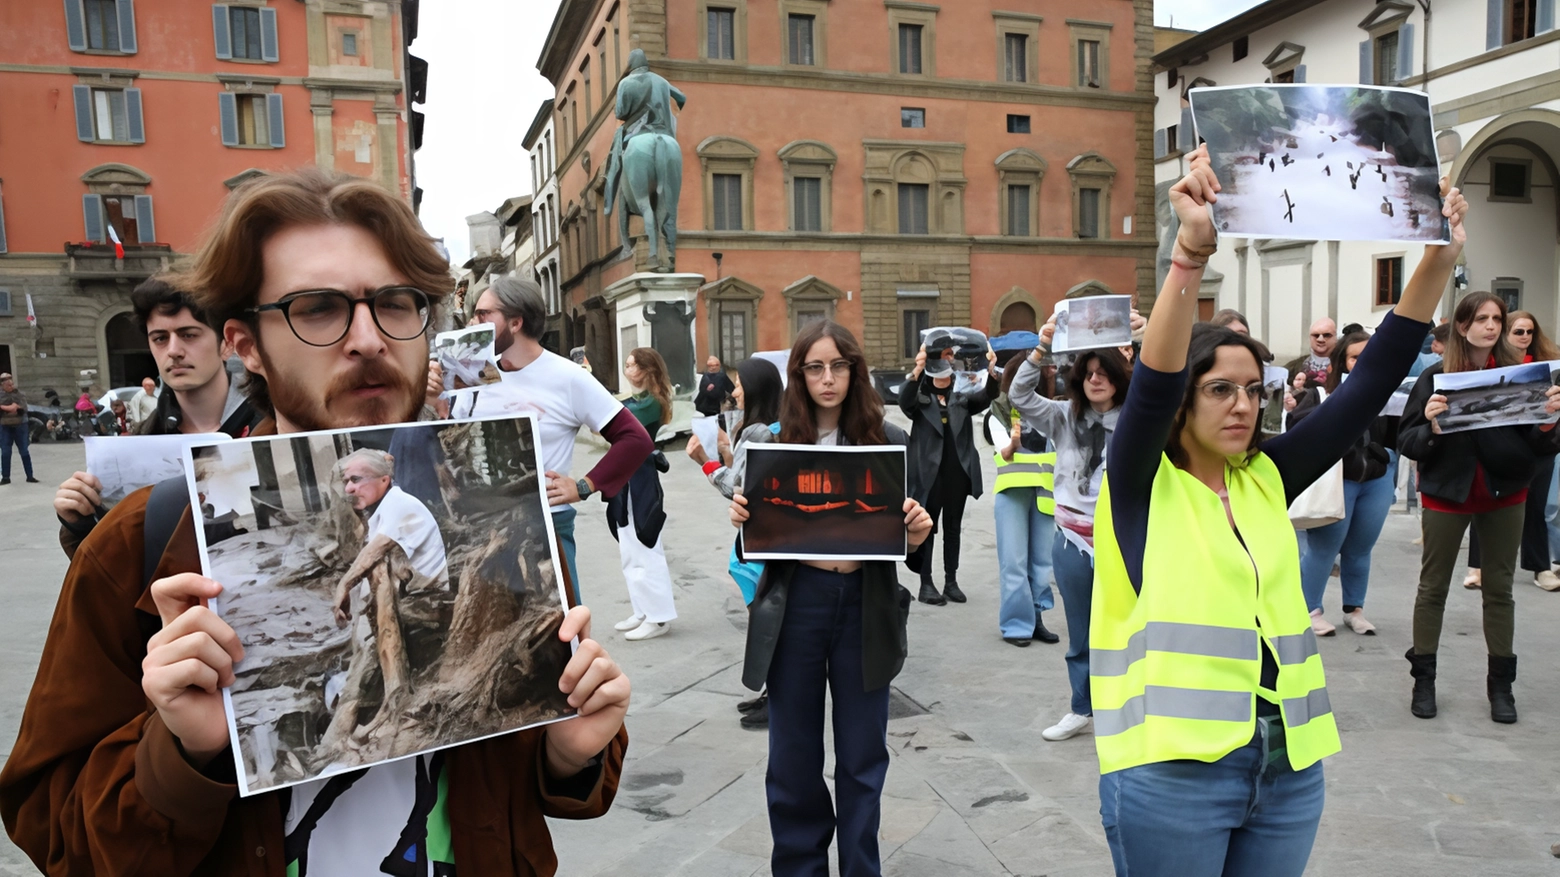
[1099,728,1325,877]
[994,488,1055,638]
[1546,460,1560,561]
[1053,531,1094,717]
[766,566,890,877]
[552,505,580,603]
[0,423,33,481]
[1298,472,1395,612]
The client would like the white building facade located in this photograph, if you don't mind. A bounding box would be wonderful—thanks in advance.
[1153,0,1559,360]
[523,99,564,346]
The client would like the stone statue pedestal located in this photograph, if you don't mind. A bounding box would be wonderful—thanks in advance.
[602,272,706,395]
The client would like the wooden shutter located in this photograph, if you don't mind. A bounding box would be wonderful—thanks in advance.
[1153,128,1168,159]
[72,85,95,141]
[65,0,87,50]
[218,92,239,145]
[260,7,278,61]
[125,87,144,143]
[1396,24,1414,81]
[1008,186,1030,236]
[1540,0,1556,33]
[134,195,155,243]
[116,0,136,53]
[82,194,106,242]
[1488,0,1505,49]
[266,93,285,147]
[213,5,231,58]
[1358,40,1373,84]
[1179,107,1196,151]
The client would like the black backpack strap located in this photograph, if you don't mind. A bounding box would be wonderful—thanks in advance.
[143,476,191,588]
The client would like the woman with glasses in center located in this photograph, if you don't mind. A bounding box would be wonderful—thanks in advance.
[1089,145,1467,876]
[728,320,932,877]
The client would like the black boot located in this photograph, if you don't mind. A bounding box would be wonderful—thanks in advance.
[1488,655,1518,724]
[918,575,946,606]
[1405,648,1437,719]
[1033,614,1060,644]
[943,575,966,603]
[739,696,769,729]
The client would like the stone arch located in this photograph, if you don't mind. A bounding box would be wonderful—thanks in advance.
[894,151,937,184]
[94,303,155,389]
[80,163,151,195]
[1449,109,1560,240]
[989,286,1042,334]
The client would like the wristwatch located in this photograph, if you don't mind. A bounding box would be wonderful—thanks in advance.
[575,477,594,500]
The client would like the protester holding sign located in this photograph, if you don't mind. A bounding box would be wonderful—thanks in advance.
[1090,144,1464,876]
[728,319,931,877]
[1399,292,1560,724]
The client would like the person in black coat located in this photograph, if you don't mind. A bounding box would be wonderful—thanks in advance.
[693,354,736,417]
[899,339,999,605]
[729,320,932,877]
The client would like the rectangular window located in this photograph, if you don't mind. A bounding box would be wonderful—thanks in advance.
[103,194,140,244]
[1233,36,1249,61]
[901,107,925,128]
[708,7,736,60]
[1491,161,1531,199]
[85,0,121,51]
[1167,67,1179,88]
[1375,31,1399,85]
[713,173,743,230]
[1375,256,1404,306]
[1007,114,1031,134]
[796,309,826,333]
[898,183,929,235]
[902,308,930,359]
[236,94,269,145]
[1004,33,1028,82]
[794,176,822,232]
[1166,124,1179,150]
[342,31,358,56]
[788,14,815,65]
[1078,39,1101,87]
[93,88,129,142]
[1078,187,1101,239]
[1509,0,1539,43]
[1007,185,1031,236]
[719,309,749,363]
[229,6,262,59]
[899,23,923,74]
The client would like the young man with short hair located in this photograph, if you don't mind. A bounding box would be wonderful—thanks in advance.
[2,169,630,876]
[53,278,266,556]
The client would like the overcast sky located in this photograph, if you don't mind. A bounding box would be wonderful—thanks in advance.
[412,0,1265,265]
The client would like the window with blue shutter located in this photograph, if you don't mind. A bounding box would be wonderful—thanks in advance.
[266,93,285,146]
[125,87,144,143]
[0,189,8,255]
[1359,40,1373,84]
[213,4,232,58]
[116,0,136,53]
[1540,0,1556,34]
[1178,107,1195,151]
[260,7,278,62]
[1294,64,1306,82]
[134,195,155,243]
[219,92,239,145]
[72,85,95,141]
[1396,24,1414,81]
[82,194,106,243]
[65,0,87,50]
[1153,128,1168,160]
[1488,0,1505,49]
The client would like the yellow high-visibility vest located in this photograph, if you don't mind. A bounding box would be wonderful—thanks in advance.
[993,450,1055,515]
[1090,452,1340,775]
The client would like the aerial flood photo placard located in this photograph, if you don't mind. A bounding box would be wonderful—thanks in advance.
[1189,84,1446,243]
[183,415,576,796]
[742,444,907,561]
[1432,361,1560,433]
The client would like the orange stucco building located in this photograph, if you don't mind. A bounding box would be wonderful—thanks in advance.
[538,0,1155,390]
[0,0,423,393]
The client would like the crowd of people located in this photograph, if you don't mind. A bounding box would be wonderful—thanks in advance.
[2,146,1557,877]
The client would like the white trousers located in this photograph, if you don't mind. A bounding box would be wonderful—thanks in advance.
[618,498,677,623]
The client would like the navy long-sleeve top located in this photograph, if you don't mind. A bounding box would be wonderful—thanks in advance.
[1107,310,1430,592]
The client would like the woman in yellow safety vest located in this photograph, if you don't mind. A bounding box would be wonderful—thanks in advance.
[1090,145,1468,876]
[989,351,1060,648]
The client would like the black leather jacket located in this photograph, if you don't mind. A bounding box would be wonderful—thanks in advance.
[898,373,998,504]
[1289,387,1391,482]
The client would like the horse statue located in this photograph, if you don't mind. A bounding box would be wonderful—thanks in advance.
[605,49,687,274]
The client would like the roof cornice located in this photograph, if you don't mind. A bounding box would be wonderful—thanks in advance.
[1151,0,1331,71]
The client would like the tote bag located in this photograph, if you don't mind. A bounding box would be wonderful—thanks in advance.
[1287,389,1346,529]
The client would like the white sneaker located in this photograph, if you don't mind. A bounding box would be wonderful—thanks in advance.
[1041,712,1093,741]
[614,614,646,632]
[1536,570,1560,592]
[1309,608,1336,637]
[624,621,669,641]
[1341,609,1376,635]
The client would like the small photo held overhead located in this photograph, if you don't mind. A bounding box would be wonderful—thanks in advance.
[1188,84,1446,243]
[1051,295,1133,353]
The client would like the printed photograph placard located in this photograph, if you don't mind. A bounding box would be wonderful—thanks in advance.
[1432,361,1560,433]
[434,325,501,391]
[1189,84,1446,243]
[742,444,907,561]
[184,416,575,796]
[84,432,228,508]
[1052,295,1132,353]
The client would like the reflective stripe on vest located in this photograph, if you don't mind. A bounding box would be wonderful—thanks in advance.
[994,451,1056,514]
[1090,453,1341,775]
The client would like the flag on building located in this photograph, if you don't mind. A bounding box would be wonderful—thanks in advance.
[25,293,36,330]
[106,223,125,259]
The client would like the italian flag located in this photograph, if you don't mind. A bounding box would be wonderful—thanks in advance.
[106,224,124,259]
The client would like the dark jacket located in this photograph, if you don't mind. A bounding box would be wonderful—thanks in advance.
[693,370,735,417]
[740,422,925,692]
[899,373,998,503]
[1289,387,1390,482]
[1397,363,1560,503]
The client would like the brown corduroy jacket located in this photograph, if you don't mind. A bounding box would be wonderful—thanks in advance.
[1,432,627,876]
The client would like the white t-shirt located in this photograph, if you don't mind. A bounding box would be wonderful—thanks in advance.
[366,486,448,583]
[448,350,624,508]
[284,756,449,876]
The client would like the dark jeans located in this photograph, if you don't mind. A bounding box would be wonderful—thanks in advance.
[0,422,33,480]
[1467,456,1555,573]
[766,566,891,877]
[1053,532,1094,716]
[923,474,971,579]
[1416,503,1523,657]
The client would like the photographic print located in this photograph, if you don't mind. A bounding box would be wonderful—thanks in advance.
[1189,84,1446,243]
[690,415,722,455]
[742,444,907,561]
[185,416,575,796]
[84,433,228,508]
[1052,295,1132,353]
[1432,362,1560,433]
[434,325,501,391]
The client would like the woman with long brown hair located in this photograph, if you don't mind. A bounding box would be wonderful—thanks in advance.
[609,347,677,641]
[728,320,932,877]
[1400,292,1560,723]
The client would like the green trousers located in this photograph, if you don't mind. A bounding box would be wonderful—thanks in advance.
[1415,504,1522,658]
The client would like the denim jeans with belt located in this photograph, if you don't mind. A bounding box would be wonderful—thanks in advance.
[0,422,33,481]
[765,565,891,877]
[1053,531,1095,716]
[1099,723,1325,877]
[994,487,1055,639]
